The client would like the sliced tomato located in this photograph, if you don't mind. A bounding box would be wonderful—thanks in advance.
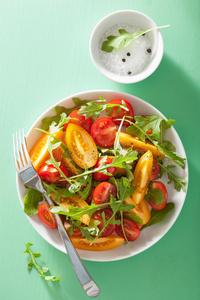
[38,163,69,185]
[93,182,117,205]
[151,158,160,181]
[119,132,165,158]
[116,219,140,241]
[91,208,116,237]
[148,181,168,210]
[29,130,64,172]
[70,235,124,251]
[132,150,153,204]
[91,117,117,147]
[93,156,116,181]
[124,197,151,226]
[65,123,98,169]
[64,110,93,133]
[38,202,57,229]
[107,99,134,126]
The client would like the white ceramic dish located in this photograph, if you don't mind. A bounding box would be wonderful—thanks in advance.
[16,90,188,262]
[90,10,164,84]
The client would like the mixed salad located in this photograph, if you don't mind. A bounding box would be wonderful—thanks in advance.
[23,97,187,251]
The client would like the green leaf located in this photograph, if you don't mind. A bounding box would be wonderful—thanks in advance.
[77,174,92,200]
[145,188,166,205]
[141,202,175,230]
[123,213,143,224]
[158,163,187,192]
[24,243,61,282]
[101,25,170,53]
[23,188,43,216]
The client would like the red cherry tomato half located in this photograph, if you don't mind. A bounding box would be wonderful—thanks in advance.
[93,182,117,205]
[38,202,57,229]
[148,181,168,210]
[116,219,140,241]
[91,208,116,237]
[72,227,82,237]
[38,164,69,185]
[91,117,117,147]
[107,99,134,126]
[93,156,116,181]
[151,158,160,181]
[64,110,93,133]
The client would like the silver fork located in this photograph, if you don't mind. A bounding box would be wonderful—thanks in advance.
[13,129,101,298]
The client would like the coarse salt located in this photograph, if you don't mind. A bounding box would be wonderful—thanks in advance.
[99,24,152,76]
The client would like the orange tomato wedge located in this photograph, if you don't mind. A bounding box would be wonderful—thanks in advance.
[51,193,90,225]
[29,130,64,172]
[131,150,153,205]
[65,123,98,169]
[124,197,151,226]
[118,132,165,158]
[70,235,124,251]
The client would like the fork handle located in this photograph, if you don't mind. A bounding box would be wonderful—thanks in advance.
[43,194,101,298]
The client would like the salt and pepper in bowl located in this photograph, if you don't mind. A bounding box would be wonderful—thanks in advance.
[90,10,168,84]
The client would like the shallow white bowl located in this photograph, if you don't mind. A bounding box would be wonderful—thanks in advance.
[90,10,164,84]
[17,90,188,261]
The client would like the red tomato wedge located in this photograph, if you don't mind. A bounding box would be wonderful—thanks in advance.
[93,156,116,181]
[148,181,168,210]
[70,235,124,251]
[151,158,160,181]
[38,163,69,185]
[38,202,57,229]
[107,99,134,126]
[91,208,116,237]
[91,117,117,147]
[116,219,140,241]
[64,109,93,133]
[93,182,117,205]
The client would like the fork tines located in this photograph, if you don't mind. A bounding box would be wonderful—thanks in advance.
[13,129,31,170]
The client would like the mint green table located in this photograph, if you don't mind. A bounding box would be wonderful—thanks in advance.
[1,1,199,299]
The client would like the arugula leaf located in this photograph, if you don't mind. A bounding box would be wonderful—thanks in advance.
[23,188,43,216]
[127,116,175,143]
[158,163,187,192]
[145,187,166,205]
[77,174,92,200]
[78,99,128,120]
[141,202,175,230]
[24,243,61,282]
[41,97,104,130]
[44,183,75,204]
[101,25,170,53]
[123,213,143,224]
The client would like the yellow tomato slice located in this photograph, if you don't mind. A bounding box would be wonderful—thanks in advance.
[124,197,151,226]
[118,132,165,158]
[29,130,64,172]
[131,150,153,205]
[51,193,90,225]
[70,235,124,251]
[66,123,98,169]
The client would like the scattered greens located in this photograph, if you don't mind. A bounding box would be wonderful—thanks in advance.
[101,25,170,53]
[145,187,166,205]
[141,203,175,230]
[24,243,61,281]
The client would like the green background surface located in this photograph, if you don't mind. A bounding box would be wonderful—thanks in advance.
[1,1,200,299]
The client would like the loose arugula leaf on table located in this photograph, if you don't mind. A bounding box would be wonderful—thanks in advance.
[78,98,128,120]
[145,187,166,205]
[41,97,107,130]
[23,188,43,216]
[24,243,61,282]
[101,25,170,53]
[158,163,187,192]
[141,202,175,230]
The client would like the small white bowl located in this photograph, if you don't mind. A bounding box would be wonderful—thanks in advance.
[90,10,164,84]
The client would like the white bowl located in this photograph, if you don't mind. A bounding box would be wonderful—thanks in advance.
[16,90,188,262]
[90,10,164,84]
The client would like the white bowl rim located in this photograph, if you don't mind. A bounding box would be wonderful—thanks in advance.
[89,10,164,84]
[16,89,188,262]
